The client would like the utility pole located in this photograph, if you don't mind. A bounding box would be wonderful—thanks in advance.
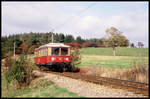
[52,33,53,43]
[14,42,16,60]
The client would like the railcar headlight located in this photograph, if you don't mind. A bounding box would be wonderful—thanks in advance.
[65,58,69,61]
[51,57,55,61]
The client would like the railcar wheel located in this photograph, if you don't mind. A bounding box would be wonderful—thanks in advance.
[66,65,73,72]
[58,65,63,72]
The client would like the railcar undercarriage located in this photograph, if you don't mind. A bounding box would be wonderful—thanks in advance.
[36,62,73,72]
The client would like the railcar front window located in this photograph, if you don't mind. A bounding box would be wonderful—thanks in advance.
[61,48,68,56]
[52,48,59,56]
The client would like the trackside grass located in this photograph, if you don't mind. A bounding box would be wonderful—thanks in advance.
[2,75,83,98]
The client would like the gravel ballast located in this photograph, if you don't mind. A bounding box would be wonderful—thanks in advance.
[33,70,146,97]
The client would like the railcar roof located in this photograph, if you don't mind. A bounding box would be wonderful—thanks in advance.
[35,43,70,50]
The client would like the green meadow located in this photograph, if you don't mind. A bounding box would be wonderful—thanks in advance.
[80,47,148,56]
[78,47,148,69]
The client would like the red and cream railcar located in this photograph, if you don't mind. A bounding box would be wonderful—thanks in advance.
[34,43,71,71]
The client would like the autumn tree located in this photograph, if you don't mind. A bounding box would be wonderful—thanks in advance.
[82,42,92,47]
[96,42,101,47]
[105,27,129,56]
[101,37,109,47]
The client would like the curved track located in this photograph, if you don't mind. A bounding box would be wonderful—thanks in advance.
[37,70,148,96]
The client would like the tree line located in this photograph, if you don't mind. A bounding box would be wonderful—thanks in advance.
[2,27,138,58]
[1,32,103,57]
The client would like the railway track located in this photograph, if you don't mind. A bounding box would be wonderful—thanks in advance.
[36,70,149,96]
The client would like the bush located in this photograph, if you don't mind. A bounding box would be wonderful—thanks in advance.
[3,56,14,72]
[5,55,36,88]
[2,51,13,59]
[70,48,81,72]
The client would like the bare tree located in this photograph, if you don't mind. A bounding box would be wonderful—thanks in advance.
[138,42,144,48]
[141,43,144,48]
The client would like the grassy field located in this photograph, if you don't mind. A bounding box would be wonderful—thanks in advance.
[78,47,148,83]
[2,74,83,98]
[77,55,148,69]
[80,47,148,56]
[78,47,148,69]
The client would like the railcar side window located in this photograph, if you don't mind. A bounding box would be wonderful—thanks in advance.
[61,48,68,56]
[52,48,59,56]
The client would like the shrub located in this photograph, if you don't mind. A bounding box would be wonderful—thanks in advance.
[2,51,13,59]
[70,48,81,72]
[5,54,36,88]
[3,56,14,72]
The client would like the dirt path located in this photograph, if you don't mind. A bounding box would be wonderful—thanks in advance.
[33,70,146,97]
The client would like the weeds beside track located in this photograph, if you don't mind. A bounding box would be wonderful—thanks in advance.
[35,70,148,96]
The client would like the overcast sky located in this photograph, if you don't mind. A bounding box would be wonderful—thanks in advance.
[2,2,149,47]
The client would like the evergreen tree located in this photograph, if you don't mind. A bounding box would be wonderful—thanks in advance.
[59,33,65,42]
[65,35,74,43]
[76,36,82,44]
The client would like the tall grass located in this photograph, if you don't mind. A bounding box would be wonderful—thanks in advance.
[119,54,149,83]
